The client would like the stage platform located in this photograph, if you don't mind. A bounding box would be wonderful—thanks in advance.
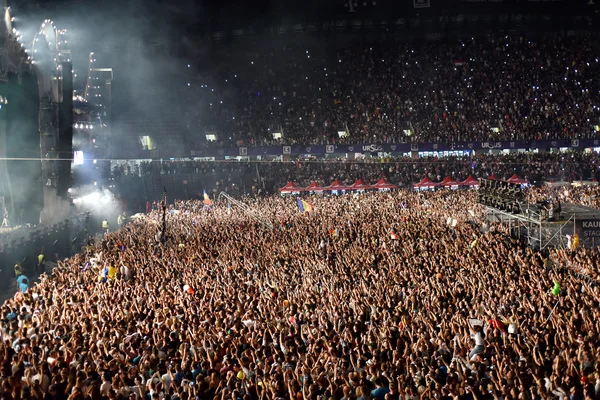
[553,203,600,222]
[0,225,33,244]
[486,202,600,249]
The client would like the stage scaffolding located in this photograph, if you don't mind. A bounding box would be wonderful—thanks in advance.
[485,204,575,250]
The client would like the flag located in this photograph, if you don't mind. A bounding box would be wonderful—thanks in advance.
[551,281,561,296]
[203,190,212,206]
[572,234,580,250]
[296,198,313,213]
[399,316,408,330]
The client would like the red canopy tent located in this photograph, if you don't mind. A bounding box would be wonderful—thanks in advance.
[305,181,325,192]
[278,181,305,194]
[507,173,529,185]
[373,178,398,190]
[489,173,498,181]
[327,179,349,191]
[460,175,480,187]
[440,176,460,187]
[349,179,374,191]
[413,177,438,189]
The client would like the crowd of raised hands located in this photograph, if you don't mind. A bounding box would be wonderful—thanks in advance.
[2,190,600,400]
[180,34,600,148]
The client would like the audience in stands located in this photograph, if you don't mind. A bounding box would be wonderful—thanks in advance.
[175,35,600,149]
[2,191,600,400]
[113,151,600,199]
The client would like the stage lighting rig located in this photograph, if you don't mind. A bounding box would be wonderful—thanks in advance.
[478,179,522,214]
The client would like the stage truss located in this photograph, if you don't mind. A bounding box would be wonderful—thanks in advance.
[485,205,575,250]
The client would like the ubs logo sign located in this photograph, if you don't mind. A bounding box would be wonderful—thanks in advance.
[362,144,383,152]
[305,147,311,153]
[410,144,418,151]
[390,145,396,151]
[348,146,354,152]
[283,146,291,155]
[481,142,502,149]
[571,139,580,148]
[239,147,248,156]
[326,145,334,153]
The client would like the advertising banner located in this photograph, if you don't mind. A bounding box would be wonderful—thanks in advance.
[126,137,600,159]
[577,220,600,239]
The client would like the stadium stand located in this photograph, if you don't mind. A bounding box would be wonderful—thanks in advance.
[127,35,600,151]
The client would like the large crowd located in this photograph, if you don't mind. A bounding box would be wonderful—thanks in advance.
[177,35,600,148]
[2,191,600,400]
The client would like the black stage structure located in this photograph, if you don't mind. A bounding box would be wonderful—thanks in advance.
[0,10,74,227]
[479,179,600,249]
[0,5,43,226]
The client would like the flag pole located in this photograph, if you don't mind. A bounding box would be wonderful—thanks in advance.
[161,187,167,243]
[544,299,560,324]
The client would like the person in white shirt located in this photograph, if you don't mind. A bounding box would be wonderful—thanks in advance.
[160,369,173,393]
[100,373,112,397]
[469,325,485,361]
[120,264,131,280]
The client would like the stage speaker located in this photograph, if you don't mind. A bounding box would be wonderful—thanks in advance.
[57,62,73,199]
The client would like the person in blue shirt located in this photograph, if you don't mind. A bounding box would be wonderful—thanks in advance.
[371,377,390,400]
[16,275,29,293]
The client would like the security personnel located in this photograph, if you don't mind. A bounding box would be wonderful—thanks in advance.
[37,250,46,273]
[14,262,23,277]
[102,219,109,234]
